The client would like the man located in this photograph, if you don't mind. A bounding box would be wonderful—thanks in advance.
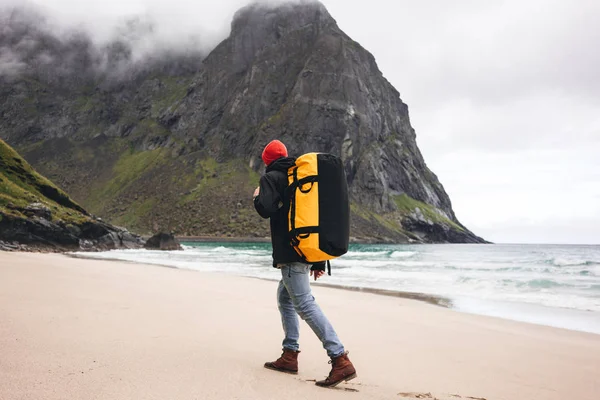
[253,139,357,388]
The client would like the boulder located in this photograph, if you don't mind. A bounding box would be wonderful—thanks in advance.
[97,232,121,250]
[0,241,19,251]
[119,231,146,249]
[144,232,182,251]
[23,202,52,220]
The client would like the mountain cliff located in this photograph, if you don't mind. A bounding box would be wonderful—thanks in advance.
[0,2,485,244]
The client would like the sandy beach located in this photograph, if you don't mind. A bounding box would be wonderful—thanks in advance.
[1,252,598,400]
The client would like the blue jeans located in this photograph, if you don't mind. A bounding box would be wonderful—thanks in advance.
[277,262,345,358]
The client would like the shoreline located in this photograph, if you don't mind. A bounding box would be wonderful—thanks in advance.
[67,251,600,335]
[312,283,453,307]
[2,252,599,400]
[68,252,452,308]
[174,236,448,245]
[176,235,271,243]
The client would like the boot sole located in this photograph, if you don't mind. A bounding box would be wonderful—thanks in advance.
[264,364,298,375]
[316,372,357,388]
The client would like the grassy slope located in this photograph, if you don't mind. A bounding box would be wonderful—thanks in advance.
[349,194,466,243]
[393,194,465,232]
[96,151,266,237]
[18,136,268,237]
[13,136,467,241]
[0,139,91,225]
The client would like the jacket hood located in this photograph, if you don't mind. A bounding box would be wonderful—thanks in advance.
[266,156,296,173]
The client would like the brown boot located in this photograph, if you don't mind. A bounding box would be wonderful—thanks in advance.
[264,349,300,374]
[315,352,357,388]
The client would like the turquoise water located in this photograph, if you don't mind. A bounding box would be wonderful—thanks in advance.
[76,243,600,334]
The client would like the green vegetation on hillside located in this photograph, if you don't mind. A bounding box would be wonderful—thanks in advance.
[350,202,418,242]
[46,136,268,236]
[179,158,260,204]
[348,194,466,242]
[393,194,464,231]
[175,158,263,235]
[0,139,90,224]
[150,76,193,117]
[86,148,167,210]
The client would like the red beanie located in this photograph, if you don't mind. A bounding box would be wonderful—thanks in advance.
[261,140,288,166]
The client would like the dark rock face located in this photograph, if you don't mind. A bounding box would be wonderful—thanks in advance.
[401,216,483,244]
[0,1,486,244]
[0,208,145,252]
[78,222,145,250]
[144,232,182,251]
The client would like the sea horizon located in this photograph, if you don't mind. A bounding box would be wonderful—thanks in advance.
[173,235,599,246]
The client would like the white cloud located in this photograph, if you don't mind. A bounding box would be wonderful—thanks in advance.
[0,47,26,77]
[430,146,600,244]
[322,0,600,244]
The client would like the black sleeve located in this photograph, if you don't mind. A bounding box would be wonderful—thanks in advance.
[253,172,283,219]
[310,262,326,272]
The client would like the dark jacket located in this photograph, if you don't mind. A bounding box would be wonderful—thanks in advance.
[254,157,305,265]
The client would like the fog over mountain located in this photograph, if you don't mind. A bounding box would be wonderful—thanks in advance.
[0,4,209,84]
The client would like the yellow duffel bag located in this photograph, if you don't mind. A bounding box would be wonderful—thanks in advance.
[287,153,349,272]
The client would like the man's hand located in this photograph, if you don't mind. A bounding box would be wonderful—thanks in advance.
[310,270,325,281]
[253,186,260,199]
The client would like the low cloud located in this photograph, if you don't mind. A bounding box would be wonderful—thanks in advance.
[0,0,320,82]
[0,1,224,83]
[0,47,26,77]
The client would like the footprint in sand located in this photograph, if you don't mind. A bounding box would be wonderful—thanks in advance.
[398,393,438,399]
[398,392,487,400]
[302,378,360,392]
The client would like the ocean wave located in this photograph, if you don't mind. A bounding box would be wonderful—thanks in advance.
[390,251,417,258]
[333,259,405,269]
[545,257,600,267]
[187,247,267,257]
[524,279,563,289]
[208,246,233,253]
[449,264,600,278]
[344,250,417,259]
[344,250,391,258]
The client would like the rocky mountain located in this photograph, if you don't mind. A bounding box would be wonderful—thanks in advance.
[0,138,143,251]
[0,1,486,244]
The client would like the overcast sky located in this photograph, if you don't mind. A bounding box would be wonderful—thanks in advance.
[3,0,599,244]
